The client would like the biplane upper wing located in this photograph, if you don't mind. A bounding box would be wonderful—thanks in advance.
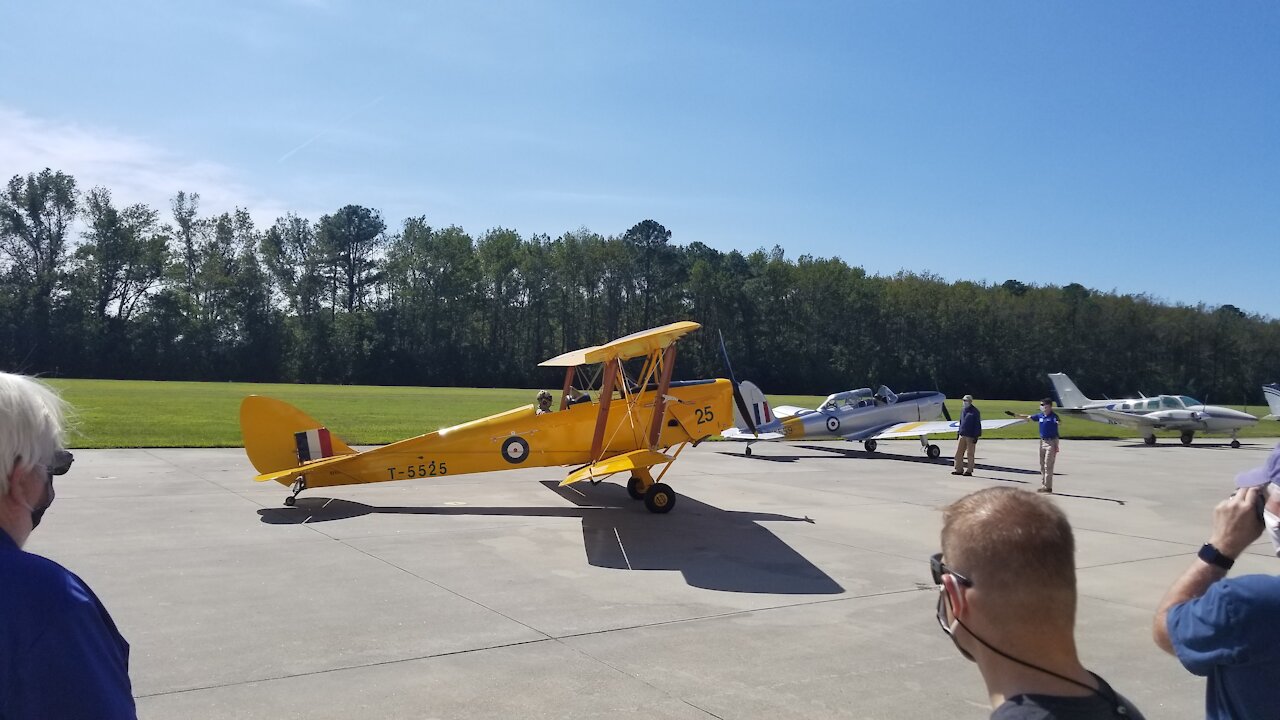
[539,321,701,367]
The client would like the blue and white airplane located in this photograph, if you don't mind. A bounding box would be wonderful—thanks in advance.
[723,382,1021,458]
[1049,373,1258,447]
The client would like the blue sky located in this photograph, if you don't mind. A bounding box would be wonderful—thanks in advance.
[3,1,1277,317]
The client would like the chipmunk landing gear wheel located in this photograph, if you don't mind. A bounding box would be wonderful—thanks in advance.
[1231,439,1242,449]
[644,483,676,514]
[927,444,941,459]
[1181,432,1195,446]
[1144,435,1156,446]
[864,439,878,453]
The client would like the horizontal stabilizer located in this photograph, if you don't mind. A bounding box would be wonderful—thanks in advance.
[721,428,786,441]
[561,449,673,487]
[253,453,357,484]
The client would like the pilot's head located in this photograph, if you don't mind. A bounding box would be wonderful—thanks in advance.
[536,390,553,410]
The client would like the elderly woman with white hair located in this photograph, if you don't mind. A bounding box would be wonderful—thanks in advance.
[0,372,136,719]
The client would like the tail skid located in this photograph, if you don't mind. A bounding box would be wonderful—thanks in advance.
[1048,373,1096,409]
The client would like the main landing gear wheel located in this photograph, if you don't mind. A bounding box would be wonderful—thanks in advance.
[745,446,753,457]
[1180,432,1194,446]
[284,476,306,506]
[644,483,676,514]
[627,474,647,501]
[926,444,941,459]
[864,440,878,453]
[1143,435,1156,446]
[1231,439,1242,449]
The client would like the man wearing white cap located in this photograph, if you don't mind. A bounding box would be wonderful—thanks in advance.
[952,394,981,476]
[1152,443,1280,719]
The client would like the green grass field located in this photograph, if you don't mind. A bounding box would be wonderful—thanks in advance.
[43,379,1280,448]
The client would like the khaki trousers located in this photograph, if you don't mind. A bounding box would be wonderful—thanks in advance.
[954,437,977,473]
[1039,438,1059,490]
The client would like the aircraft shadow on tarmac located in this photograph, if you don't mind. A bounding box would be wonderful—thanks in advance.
[258,482,844,596]
[1117,441,1274,451]
[718,444,1040,476]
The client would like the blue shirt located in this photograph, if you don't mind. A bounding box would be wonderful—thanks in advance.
[1029,412,1060,439]
[1167,574,1280,720]
[0,529,136,720]
[959,404,982,438]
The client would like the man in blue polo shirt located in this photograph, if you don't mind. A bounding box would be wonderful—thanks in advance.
[1153,443,1280,719]
[1013,398,1061,493]
[0,372,136,720]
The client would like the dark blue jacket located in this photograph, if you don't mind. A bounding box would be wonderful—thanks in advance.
[0,529,136,720]
[959,404,981,438]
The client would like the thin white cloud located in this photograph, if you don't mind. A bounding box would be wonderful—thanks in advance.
[0,106,295,225]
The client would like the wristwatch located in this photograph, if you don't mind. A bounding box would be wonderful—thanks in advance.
[1198,543,1235,570]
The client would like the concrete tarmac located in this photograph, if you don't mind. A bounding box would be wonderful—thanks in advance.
[30,437,1280,719]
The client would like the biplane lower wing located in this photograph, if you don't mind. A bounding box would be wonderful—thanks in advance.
[561,449,673,487]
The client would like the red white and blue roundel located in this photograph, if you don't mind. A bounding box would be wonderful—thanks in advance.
[826,417,840,433]
[501,436,530,464]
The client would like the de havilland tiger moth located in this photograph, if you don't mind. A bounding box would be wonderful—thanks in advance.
[239,322,769,514]
[722,382,1023,457]
[1048,372,1259,447]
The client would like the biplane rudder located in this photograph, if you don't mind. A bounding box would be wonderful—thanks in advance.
[239,395,355,476]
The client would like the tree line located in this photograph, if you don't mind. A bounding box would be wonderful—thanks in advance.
[2,168,1277,404]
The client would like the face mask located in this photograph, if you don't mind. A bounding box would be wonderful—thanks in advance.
[936,589,976,662]
[1263,508,1280,557]
[27,472,55,529]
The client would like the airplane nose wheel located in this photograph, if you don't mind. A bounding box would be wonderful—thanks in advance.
[284,476,307,506]
[644,483,676,514]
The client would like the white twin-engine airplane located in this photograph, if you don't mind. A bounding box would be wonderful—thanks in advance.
[722,382,1023,457]
[1048,373,1258,447]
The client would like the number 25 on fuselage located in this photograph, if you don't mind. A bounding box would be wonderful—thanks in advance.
[239,322,740,514]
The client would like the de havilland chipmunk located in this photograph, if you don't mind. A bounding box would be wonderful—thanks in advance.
[240,322,768,514]
[722,382,1023,457]
[1048,373,1259,447]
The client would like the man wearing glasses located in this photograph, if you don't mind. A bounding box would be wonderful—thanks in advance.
[934,487,1144,718]
[0,373,136,719]
[1153,443,1280,719]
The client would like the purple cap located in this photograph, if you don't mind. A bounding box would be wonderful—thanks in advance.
[1235,443,1280,488]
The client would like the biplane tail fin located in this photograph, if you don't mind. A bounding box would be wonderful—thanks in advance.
[240,395,356,475]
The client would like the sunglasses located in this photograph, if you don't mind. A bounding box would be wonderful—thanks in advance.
[929,552,973,588]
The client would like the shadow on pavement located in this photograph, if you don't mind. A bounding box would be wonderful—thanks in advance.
[258,482,844,596]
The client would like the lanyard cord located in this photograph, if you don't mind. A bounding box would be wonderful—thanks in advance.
[956,618,1128,717]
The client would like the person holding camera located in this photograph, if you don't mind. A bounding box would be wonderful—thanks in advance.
[1153,443,1280,719]
[0,373,136,720]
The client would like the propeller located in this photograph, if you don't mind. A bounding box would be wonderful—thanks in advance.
[942,402,953,422]
[719,330,759,436]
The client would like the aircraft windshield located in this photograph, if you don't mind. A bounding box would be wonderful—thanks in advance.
[1179,396,1202,407]
[1160,396,1182,409]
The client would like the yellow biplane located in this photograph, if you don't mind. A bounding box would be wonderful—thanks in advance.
[240,321,759,513]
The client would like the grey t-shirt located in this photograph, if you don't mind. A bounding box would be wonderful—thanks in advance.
[992,690,1145,720]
